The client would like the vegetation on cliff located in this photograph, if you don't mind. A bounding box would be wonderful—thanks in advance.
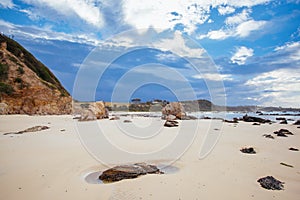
[0,34,69,96]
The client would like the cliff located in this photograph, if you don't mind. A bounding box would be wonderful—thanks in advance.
[0,34,72,115]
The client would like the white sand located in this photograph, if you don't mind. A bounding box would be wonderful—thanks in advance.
[0,115,299,200]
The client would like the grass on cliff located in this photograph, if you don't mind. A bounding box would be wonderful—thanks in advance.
[0,82,14,95]
[0,34,69,96]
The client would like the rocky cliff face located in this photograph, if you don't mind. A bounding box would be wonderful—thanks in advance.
[0,34,72,115]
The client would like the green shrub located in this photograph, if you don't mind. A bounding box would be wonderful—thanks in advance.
[0,63,9,81]
[0,82,14,95]
[9,56,17,63]
[17,66,24,74]
[14,77,22,83]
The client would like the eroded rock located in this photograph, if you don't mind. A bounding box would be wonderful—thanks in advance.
[4,125,49,135]
[99,163,162,182]
[162,102,186,120]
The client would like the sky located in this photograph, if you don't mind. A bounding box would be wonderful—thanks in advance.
[0,0,300,107]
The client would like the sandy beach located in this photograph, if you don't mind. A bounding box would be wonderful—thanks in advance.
[0,115,299,200]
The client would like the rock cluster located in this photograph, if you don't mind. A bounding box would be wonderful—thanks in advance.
[273,129,293,137]
[99,163,162,182]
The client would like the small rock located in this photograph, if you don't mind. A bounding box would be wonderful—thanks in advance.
[293,120,300,125]
[289,147,299,151]
[240,147,256,154]
[276,117,286,121]
[164,120,179,127]
[280,162,293,168]
[123,120,132,123]
[279,120,288,124]
[257,176,284,190]
[263,134,274,139]
[110,116,120,120]
[224,119,238,123]
[252,123,261,126]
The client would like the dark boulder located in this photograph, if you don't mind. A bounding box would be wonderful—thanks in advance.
[257,176,284,190]
[289,147,299,151]
[240,147,256,154]
[276,117,286,121]
[252,122,261,126]
[99,163,162,182]
[242,115,271,123]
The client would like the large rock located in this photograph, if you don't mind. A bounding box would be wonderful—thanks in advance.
[0,102,8,114]
[75,101,109,121]
[242,115,271,123]
[162,102,186,120]
[99,163,162,182]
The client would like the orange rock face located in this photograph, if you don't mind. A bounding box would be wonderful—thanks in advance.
[0,39,72,115]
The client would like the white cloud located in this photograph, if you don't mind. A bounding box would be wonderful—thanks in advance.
[122,1,270,35]
[198,9,267,40]
[245,68,300,107]
[0,19,101,45]
[0,0,14,8]
[225,9,250,25]
[274,41,300,61]
[236,20,266,37]
[156,52,179,62]
[20,0,104,28]
[231,46,254,65]
[217,5,235,15]
[193,73,233,81]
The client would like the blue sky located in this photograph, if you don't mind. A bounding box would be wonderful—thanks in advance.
[0,0,300,107]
